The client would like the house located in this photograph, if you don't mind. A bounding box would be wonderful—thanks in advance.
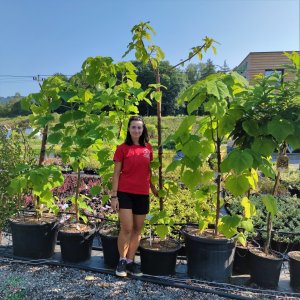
[235,51,299,83]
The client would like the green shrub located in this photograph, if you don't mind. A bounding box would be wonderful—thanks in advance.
[0,128,35,230]
[227,194,300,243]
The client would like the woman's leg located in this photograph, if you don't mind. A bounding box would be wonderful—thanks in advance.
[126,214,146,260]
[118,208,133,258]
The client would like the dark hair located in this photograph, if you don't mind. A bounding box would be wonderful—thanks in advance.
[125,116,149,146]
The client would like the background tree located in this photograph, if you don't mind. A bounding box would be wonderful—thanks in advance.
[185,63,202,85]
[219,60,231,74]
[133,61,188,116]
[0,93,30,117]
[199,59,216,79]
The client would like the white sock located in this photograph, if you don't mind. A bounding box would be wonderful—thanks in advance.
[126,258,133,264]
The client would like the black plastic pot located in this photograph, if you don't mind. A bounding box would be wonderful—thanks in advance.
[249,248,284,288]
[181,226,236,282]
[99,231,119,268]
[59,224,96,262]
[233,240,260,275]
[139,238,181,276]
[288,251,300,290]
[9,218,58,259]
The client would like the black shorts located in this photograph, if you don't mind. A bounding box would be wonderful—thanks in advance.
[117,191,149,215]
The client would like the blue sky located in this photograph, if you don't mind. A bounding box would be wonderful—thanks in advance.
[0,0,299,97]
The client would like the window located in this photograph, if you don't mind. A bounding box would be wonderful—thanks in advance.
[264,68,284,85]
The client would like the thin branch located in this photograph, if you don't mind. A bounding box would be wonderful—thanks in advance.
[171,44,206,70]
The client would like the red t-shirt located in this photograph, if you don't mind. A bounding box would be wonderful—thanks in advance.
[113,143,153,195]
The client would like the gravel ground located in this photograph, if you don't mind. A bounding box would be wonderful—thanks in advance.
[0,262,229,300]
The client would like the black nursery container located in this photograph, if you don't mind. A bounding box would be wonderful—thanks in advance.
[288,251,300,290]
[9,219,58,259]
[139,238,181,276]
[249,248,284,288]
[182,225,236,282]
[99,231,119,268]
[233,240,260,275]
[59,224,96,262]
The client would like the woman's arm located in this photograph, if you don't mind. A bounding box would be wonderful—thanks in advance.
[150,168,159,197]
[111,161,122,211]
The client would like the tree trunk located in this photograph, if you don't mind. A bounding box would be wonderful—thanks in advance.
[155,69,164,211]
[214,138,221,236]
[75,166,81,223]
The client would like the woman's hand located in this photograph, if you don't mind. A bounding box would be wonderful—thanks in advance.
[150,184,159,197]
[110,197,119,211]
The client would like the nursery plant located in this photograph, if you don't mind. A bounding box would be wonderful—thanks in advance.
[5,76,70,259]
[123,21,217,211]
[43,56,150,261]
[231,51,300,254]
[167,71,257,244]
[48,56,150,224]
[228,51,300,287]
[9,76,67,218]
[122,21,219,276]
[0,127,35,236]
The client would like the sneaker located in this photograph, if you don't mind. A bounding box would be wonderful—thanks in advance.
[126,262,143,277]
[115,259,127,277]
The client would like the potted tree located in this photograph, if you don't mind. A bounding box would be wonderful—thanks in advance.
[8,164,64,258]
[7,76,65,259]
[139,209,181,276]
[49,55,150,262]
[168,71,260,282]
[123,21,219,276]
[0,127,35,245]
[228,197,259,275]
[230,52,300,288]
[98,217,120,268]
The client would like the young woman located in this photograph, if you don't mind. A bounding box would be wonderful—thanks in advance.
[111,116,158,277]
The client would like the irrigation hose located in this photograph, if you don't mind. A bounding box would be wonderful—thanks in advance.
[1,252,300,300]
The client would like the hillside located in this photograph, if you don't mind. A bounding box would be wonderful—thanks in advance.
[0,96,11,104]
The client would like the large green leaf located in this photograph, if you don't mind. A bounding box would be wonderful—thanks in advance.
[259,158,276,179]
[182,140,201,158]
[242,119,260,137]
[218,115,236,137]
[204,97,227,118]
[165,160,181,173]
[199,139,215,158]
[178,80,204,104]
[240,219,254,232]
[173,116,196,140]
[8,177,27,194]
[286,122,300,148]
[60,110,86,123]
[227,108,244,121]
[187,90,206,114]
[286,134,300,149]
[47,132,63,144]
[225,174,250,196]
[241,197,256,218]
[181,169,201,190]
[218,215,240,238]
[251,136,277,156]
[262,195,277,217]
[221,149,253,173]
[156,225,169,240]
[49,99,61,111]
[206,80,230,100]
[230,71,249,87]
[267,118,294,143]
[36,114,54,127]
